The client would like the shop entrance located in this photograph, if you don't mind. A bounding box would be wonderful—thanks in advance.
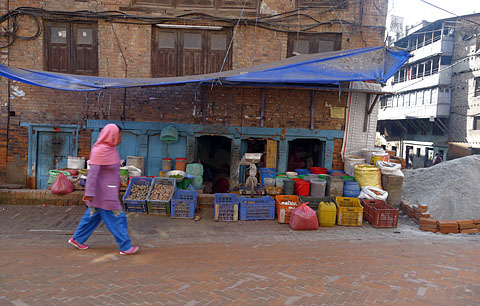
[287,139,324,171]
[196,136,232,193]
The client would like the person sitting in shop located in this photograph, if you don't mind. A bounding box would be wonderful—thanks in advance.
[213,163,230,193]
[433,153,443,165]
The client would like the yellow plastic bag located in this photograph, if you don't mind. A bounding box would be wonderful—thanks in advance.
[354,164,382,189]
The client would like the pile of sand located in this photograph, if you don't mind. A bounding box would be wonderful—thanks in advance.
[402,155,480,220]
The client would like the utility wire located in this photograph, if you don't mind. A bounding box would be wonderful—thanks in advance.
[419,0,480,27]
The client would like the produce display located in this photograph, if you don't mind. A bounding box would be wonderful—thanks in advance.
[124,184,150,200]
[149,184,174,201]
[280,201,297,206]
[169,174,184,179]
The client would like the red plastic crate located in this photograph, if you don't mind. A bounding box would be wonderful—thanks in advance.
[361,199,399,228]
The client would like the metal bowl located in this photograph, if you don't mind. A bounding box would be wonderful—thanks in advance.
[166,170,186,182]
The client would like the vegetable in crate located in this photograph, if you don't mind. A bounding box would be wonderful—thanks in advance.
[289,203,319,230]
[148,184,174,201]
[124,184,150,200]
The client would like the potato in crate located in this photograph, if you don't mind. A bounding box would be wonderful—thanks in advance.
[275,195,299,224]
[214,193,239,221]
[146,177,176,215]
[361,199,399,228]
[122,177,153,213]
[171,190,198,219]
[238,196,275,220]
[335,197,363,226]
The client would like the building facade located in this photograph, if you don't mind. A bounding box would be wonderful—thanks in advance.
[0,0,389,189]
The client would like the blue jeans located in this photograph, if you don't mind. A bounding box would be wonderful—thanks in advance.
[73,207,132,251]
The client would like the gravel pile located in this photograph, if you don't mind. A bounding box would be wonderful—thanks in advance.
[402,155,480,220]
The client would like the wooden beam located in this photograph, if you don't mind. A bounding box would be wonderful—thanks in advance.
[260,88,266,127]
[310,90,316,130]
[394,120,408,133]
[434,118,447,134]
[367,94,380,115]
[201,86,206,125]
[363,93,371,132]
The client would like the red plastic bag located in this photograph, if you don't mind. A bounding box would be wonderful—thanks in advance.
[51,173,75,195]
[289,203,319,230]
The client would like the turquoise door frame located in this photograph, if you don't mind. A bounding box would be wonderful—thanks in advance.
[22,123,79,189]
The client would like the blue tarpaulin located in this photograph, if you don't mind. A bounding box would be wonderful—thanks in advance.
[0,46,410,91]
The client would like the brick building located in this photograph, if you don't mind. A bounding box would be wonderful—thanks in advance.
[0,0,391,190]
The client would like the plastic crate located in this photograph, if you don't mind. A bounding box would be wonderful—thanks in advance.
[275,195,299,224]
[170,190,198,219]
[214,193,239,221]
[238,196,275,220]
[171,199,197,219]
[335,197,363,226]
[361,199,399,228]
[299,196,336,211]
[146,177,176,215]
[122,177,153,213]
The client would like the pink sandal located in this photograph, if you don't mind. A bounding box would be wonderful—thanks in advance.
[68,237,89,250]
[119,246,139,255]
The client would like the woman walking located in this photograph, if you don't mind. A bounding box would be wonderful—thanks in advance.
[68,123,139,255]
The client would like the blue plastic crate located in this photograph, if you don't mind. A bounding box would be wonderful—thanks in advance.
[122,177,153,213]
[214,193,239,221]
[171,198,196,219]
[260,168,276,186]
[214,193,238,205]
[238,196,275,220]
[174,190,198,204]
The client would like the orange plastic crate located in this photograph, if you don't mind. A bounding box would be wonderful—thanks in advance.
[275,195,299,224]
[361,199,399,228]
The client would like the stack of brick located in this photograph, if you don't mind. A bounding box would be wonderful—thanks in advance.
[457,220,479,234]
[419,218,438,233]
[438,221,460,234]
[381,174,403,208]
[400,202,430,224]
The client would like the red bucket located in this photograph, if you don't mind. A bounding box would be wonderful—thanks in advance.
[294,179,310,196]
[310,167,328,174]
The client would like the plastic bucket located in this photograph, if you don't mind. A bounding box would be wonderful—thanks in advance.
[310,167,328,174]
[327,170,345,175]
[310,179,326,197]
[361,148,384,164]
[304,174,319,181]
[264,178,275,187]
[175,158,187,171]
[283,179,295,195]
[294,179,310,196]
[275,177,288,188]
[343,180,360,197]
[296,169,311,176]
[371,152,390,165]
[286,171,298,177]
[162,158,172,171]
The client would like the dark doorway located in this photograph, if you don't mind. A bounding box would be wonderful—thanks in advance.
[287,139,324,171]
[196,136,231,194]
[405,145,413,168]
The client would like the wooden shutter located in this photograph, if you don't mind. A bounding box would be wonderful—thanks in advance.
[207,31,231,73]
[45,24,69,73]
[266,140,278,169]
[180,31,204,76]
[72,24,98,75]
[152,30,178,77]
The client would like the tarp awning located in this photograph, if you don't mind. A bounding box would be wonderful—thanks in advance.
[0,46,410,91]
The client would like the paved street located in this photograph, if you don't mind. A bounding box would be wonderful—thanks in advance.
[1,204,480,305]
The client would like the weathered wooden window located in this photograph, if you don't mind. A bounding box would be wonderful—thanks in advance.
[297,0,344,7]
[44,22,98,75]
[152,28,232,77]
[287,33,341,57]
[474,116,480,130]
[134,0,256,9]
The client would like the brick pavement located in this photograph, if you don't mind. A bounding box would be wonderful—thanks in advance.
[1,205,480,305]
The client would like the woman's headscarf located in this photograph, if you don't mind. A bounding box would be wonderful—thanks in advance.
[88,124,121,165]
